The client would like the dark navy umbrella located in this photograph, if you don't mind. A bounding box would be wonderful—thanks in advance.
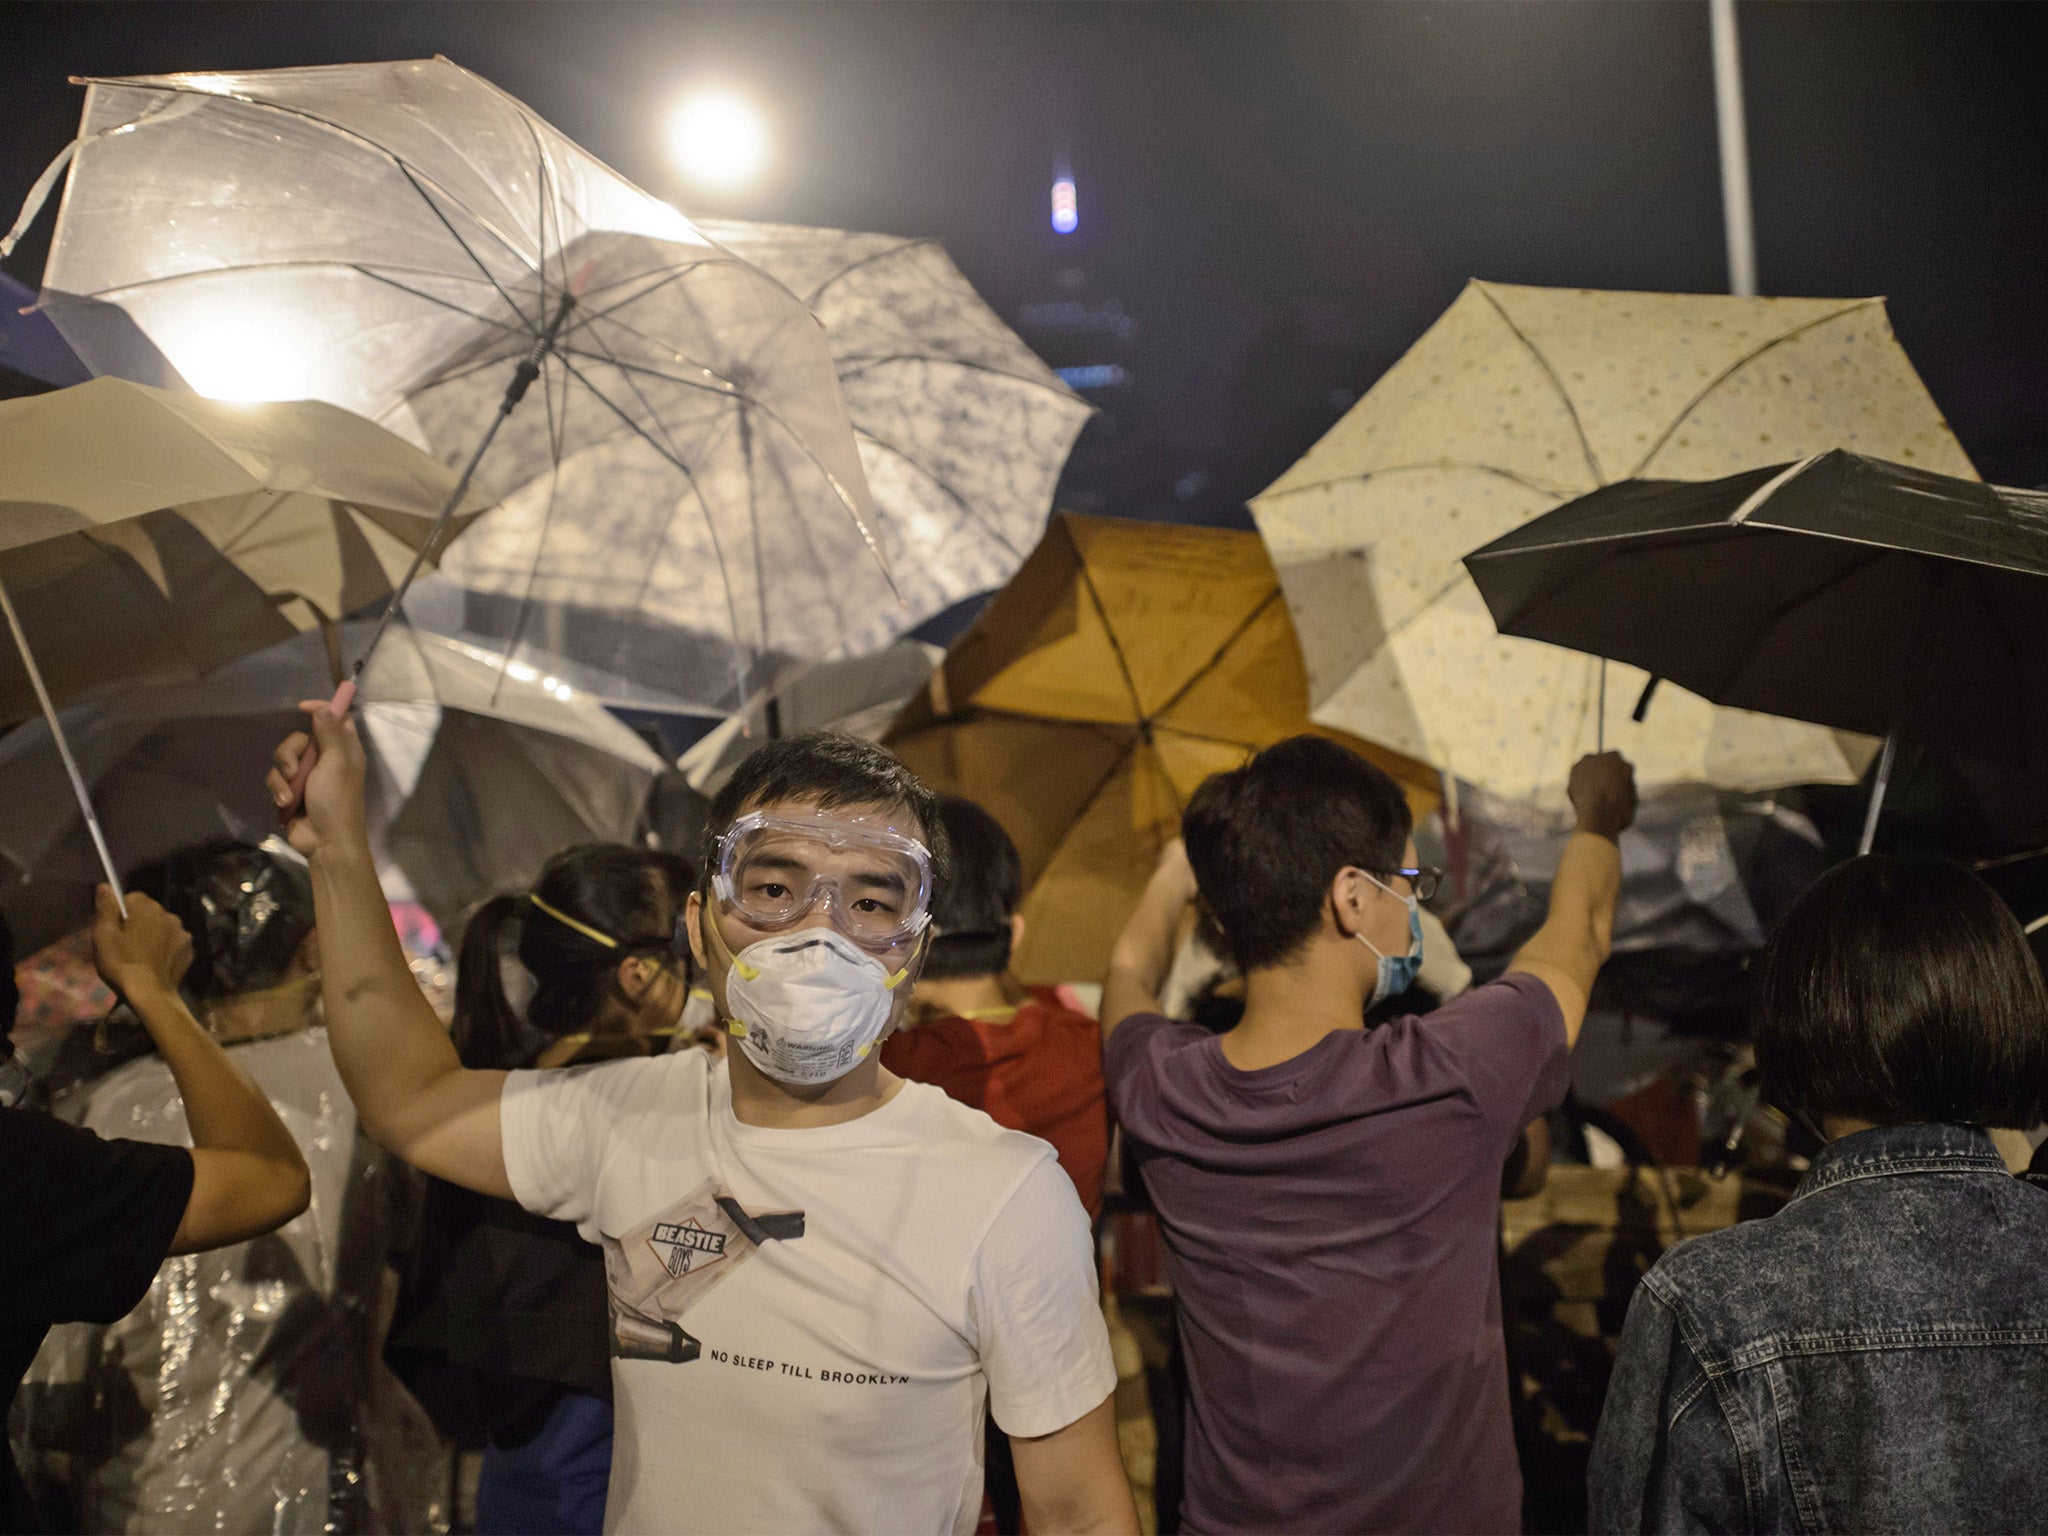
[1463,449,2048,847]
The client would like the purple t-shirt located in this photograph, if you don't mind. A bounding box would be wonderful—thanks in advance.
[1105,972,1568,1535]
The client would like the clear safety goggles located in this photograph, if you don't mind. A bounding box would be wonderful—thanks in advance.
[708,809,934,952]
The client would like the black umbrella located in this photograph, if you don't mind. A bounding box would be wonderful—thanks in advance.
[1463,449,2048,848]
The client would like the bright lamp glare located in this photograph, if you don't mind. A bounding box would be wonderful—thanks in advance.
[151,308,324,403]
[1051,176,1078,234]
[667,91,770,190]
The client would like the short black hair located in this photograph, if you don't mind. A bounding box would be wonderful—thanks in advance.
[701,731,949,888]
[1757,855,2048,1128]
[1182,735,1412,973]
[923,795,1024,980]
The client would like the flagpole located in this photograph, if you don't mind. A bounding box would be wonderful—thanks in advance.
[1710,0,1758,298]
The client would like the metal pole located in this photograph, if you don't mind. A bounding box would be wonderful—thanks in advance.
[0,574,125,914]
[1709,0,1758,297]
[1857,730,1897,856]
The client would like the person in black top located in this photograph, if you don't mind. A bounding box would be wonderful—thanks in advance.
[388,844,694,1536]
[1,887,311,1534]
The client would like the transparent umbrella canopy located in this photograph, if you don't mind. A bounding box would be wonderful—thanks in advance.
[20,58,889,712]
[696,220,1093,638]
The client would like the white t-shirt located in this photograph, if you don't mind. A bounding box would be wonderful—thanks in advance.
[501,1050,1115,1535]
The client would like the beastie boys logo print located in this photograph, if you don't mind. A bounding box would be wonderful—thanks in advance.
[604,1178,805,1364]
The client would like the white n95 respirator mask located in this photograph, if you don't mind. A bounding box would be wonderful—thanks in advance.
[721,927,915,1086]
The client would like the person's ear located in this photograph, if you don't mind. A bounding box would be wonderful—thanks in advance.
[1008,912,1026,960]
[685,891,709,970]
[1329,867,1373,941]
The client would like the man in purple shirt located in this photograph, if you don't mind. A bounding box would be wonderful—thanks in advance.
[1102,736,1635,1534]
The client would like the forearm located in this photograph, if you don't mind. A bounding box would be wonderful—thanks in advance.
[1012,1398,1140,1535]
[128,985,300,1166]
[308,835,466,1146]
[1518,829,1621,972]
[1102,871,1191,1033]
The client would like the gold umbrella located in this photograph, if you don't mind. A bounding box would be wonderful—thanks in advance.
[887,513,1439,985]
[1251,281,1975,807]
[0,376,493,898]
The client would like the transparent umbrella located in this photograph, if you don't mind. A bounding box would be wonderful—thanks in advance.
[14,58,889,713]
[696,220,1092,637]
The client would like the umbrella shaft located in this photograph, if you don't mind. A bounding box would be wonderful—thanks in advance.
[354,289,581,681]
[0,574,126,915]
[1858,731,1898,857]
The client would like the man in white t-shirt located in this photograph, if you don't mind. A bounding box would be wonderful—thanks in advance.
[268,716,1133,1536]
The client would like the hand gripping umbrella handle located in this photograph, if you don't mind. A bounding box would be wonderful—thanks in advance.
[283,677,358,812]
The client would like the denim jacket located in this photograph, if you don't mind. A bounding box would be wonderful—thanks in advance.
[1589,1123,2048,1534]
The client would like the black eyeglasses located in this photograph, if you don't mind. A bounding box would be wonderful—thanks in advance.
[1381,866,1442,902]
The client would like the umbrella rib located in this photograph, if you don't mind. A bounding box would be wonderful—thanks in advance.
[389,158,540,336]
[572,346,896,590]
[1073,554,1149,726]
[568,255,768,332]
[799,237,937,309]
[1626,299,1889,479]
[486,351,573,709]
[852,428,1026,562]
[567,312,788,695]
[349,263,530,337]
[1253,461,1579,504]
[1474,284,1606,487]
[520,110,557,322]
[1150,590,1283,723]
[549,350,758,704]
[768,408,863,656]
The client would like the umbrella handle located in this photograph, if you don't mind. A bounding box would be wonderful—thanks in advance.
[283,677,358,810]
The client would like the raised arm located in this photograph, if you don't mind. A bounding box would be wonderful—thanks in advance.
[1508,752,1637,1047]
[1101,839,1200,1037]
[267,705,513,1197]
[91,888,312,1252]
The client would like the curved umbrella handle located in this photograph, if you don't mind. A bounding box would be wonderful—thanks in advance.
[283,677,357,810]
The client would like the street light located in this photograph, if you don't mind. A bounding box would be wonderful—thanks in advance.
[665,89,770,192]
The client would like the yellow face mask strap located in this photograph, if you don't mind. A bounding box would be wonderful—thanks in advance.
[701,901,761,984]
[527,893,618,950]
[884,928,931,990]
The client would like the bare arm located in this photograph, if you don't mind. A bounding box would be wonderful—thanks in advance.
[92,888,311,1253]
[1101,840,1199,1037]
[1508,752,1636,1048]
[1010,1395,1141,1536]
[268,706,513,1197]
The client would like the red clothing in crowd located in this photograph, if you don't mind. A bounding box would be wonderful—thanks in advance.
[882,986,1108,1218]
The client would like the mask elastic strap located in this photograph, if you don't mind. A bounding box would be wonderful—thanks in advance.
[884,929,931,990]
[701,904,761,983]
[528,893,619,949]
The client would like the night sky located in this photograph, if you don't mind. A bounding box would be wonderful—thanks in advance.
[6,1,2045,532]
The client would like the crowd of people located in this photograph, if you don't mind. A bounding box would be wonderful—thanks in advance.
[4,699,2047,1536]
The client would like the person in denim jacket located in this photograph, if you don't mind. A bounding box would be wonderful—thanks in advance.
[1590,855,2048,1533]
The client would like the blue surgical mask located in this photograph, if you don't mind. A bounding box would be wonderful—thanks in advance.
[1357,873,1424,1006]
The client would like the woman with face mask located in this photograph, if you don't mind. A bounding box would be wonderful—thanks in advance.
[388,843,693,1536]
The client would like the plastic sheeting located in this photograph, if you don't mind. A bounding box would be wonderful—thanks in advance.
[1425,782,1831,1034]
[12,1025,446,1535]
